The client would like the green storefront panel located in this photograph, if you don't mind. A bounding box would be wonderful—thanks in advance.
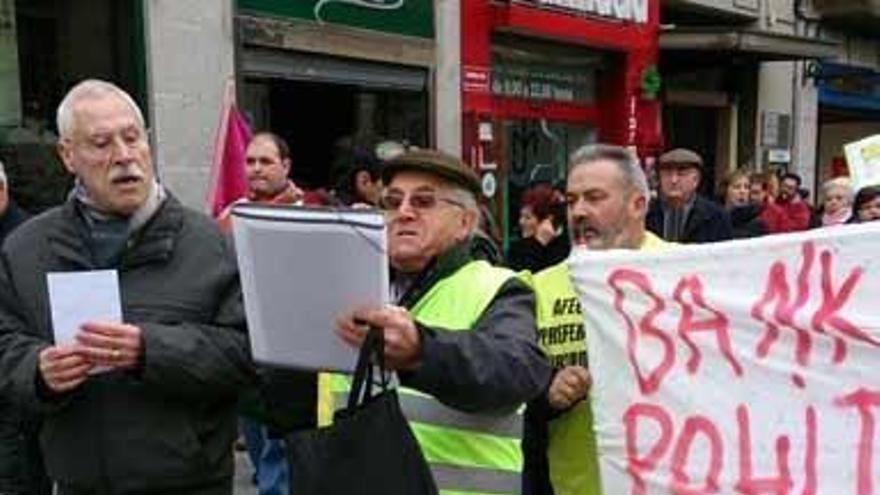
[237,0,433,39]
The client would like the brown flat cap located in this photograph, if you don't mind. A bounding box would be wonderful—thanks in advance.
[658,148,703,169]
[383,148,481,196]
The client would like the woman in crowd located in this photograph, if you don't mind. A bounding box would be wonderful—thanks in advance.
[850,184,880,223]
[818,177,853,226]
[507,183,568,272]
[720,169,766,238]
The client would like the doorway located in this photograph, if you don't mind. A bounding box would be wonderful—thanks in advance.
[242,77,427,190]
[500,118,596,249]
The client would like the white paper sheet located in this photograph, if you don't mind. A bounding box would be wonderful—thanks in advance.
[232,204,389,373]
[47,270,123,345]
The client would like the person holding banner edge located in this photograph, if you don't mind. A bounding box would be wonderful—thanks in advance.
[524,144,672,495]
[330,148,552,495]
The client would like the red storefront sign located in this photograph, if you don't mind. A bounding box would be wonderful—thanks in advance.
[462,66,491,94]
[460,0,662,158]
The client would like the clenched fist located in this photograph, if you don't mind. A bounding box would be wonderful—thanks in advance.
[548,365,591,410]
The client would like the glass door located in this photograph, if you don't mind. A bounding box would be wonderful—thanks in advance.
[501,118,596,250]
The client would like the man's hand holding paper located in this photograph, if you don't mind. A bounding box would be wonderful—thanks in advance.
[38,321,144,393]
[336,305,422,371]
[76,321,143,370]
[38,344,92,393]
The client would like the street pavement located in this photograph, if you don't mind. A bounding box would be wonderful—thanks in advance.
[233,451,257,495]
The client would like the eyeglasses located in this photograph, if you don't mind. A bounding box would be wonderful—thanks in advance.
[379,191,465,212]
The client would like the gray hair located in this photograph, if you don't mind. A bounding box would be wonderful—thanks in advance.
[0,159,6,185]
[822,177,854,204]
[446,185,480,236]
[568,144,649,200]
[56,79,145,139]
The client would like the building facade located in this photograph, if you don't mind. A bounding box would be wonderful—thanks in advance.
[659,0,837,198]
[8,0,877,218]
[234,0,434,191]
[809,1,880,190]
[0,0,145,212]
[461,0,662,246]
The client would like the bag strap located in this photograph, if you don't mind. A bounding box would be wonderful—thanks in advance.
[347,325,389,410]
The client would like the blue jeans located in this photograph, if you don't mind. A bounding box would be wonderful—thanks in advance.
[241,418,290,495]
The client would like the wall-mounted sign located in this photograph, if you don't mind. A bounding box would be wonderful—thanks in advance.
[491,63,596,103]
[767,148,791,164]
[314,0,403,23]
[238,0,433,39]
[640,65,661,100]
[463,66,491,94]
[761,111,791,149]
[530,0,649,24]
[481,172,497,198]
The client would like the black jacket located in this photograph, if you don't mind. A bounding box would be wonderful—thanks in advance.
[0,201,42,495]
[0,201,28,245]
[728,203,767,239]
[506,233,570,273]
[0,195,253,494]
[646,195,733,244]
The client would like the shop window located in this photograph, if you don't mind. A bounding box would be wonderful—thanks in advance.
[243,77,427,190]
[491,33,604,104]
[502,118,596,247]
[0,0,144,213]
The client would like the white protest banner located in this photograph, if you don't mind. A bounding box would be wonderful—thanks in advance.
[845,134,880,191]
[569,225,880,495]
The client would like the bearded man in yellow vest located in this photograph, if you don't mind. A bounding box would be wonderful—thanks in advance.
[523,144,671,495]
[335,148,552,495]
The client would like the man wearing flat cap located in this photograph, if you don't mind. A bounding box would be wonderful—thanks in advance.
[646,148,732,243]
[332,148,551,495]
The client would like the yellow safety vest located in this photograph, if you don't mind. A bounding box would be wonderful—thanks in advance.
[319,260,524,495]
[531,232,671,495]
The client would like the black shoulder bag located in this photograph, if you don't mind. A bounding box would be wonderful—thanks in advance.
[286,327,438,495]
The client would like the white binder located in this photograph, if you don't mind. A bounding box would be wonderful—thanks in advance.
[231,203,389,373]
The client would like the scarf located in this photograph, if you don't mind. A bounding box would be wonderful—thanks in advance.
[73,179,167,266]
[822,207,852,227]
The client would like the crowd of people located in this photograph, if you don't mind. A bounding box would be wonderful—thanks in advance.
[0,78,878,495]
[510,146,880,270]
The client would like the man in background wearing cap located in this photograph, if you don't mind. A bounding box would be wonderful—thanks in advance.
[646,148,732,243]
[333,148,552,494]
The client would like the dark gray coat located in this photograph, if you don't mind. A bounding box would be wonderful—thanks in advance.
[646,195,734,244]
[0,195,253,494]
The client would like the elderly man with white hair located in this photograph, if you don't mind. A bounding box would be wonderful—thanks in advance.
[0,79,253,495]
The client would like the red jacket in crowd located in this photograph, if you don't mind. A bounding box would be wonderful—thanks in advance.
[777,197,812,231]
[758,200,791,234]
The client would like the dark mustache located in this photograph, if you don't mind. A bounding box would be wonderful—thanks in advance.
[570,217,597,241]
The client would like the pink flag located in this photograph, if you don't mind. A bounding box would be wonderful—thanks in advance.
[206,85,251,217]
